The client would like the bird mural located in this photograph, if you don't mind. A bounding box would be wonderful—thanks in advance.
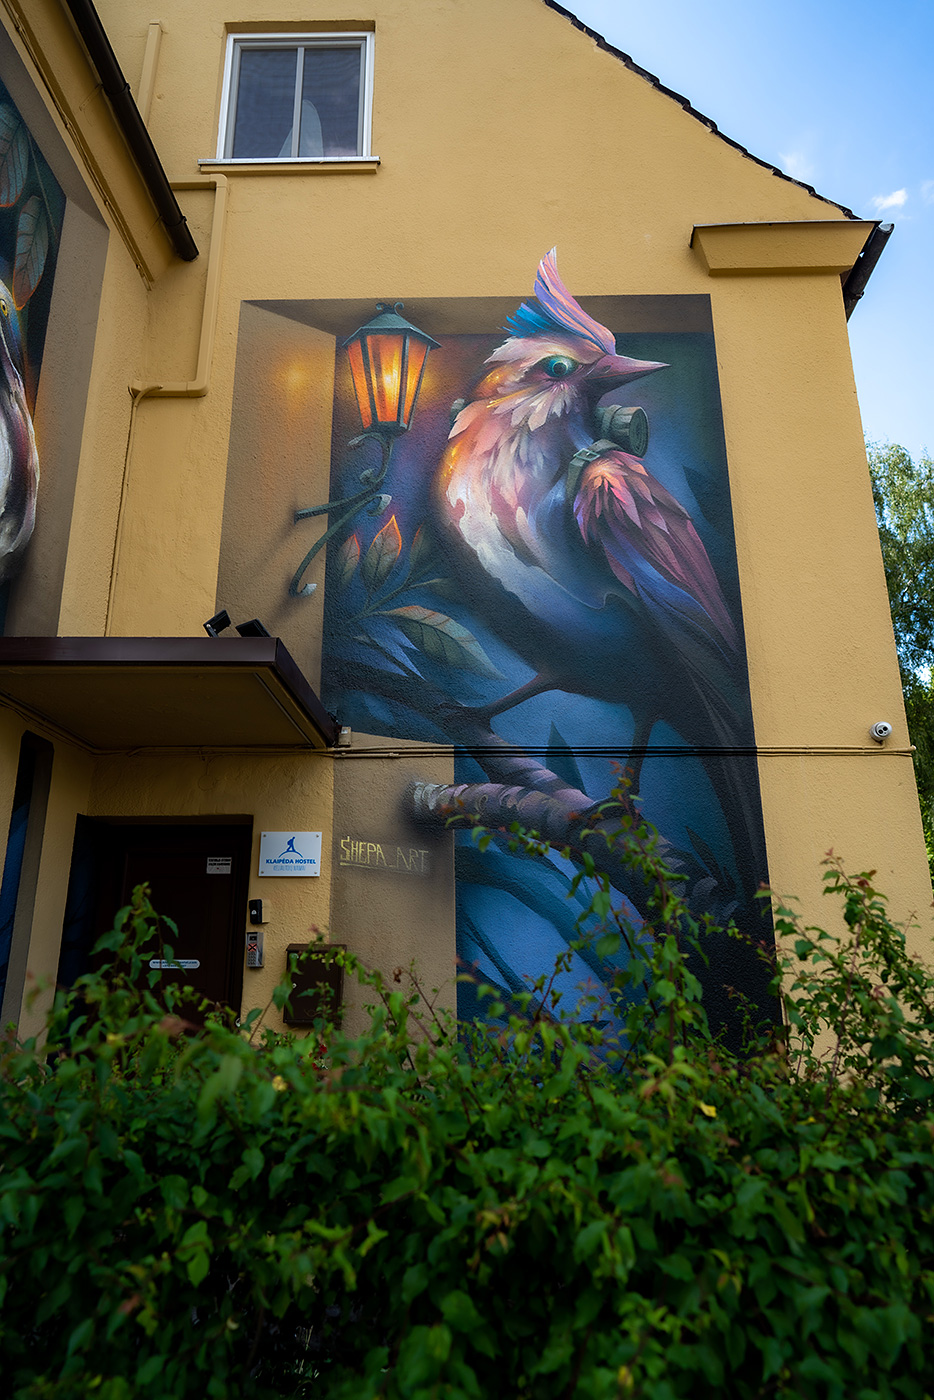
[432,250,762,892]
[0,279,38,583]
[318,251,770,1021]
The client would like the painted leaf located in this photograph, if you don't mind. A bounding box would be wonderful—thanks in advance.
[0,105,28,208]
[353,631,423,679]
[424,578,459,601]
[13,196,49,309]
[686,826,730,889]
[546,722,585,793]
[409,523,438,575]
[335,533,360,590]
[361,514,402,593]
[382,605,503,678]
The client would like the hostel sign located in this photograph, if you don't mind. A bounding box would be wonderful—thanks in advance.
[259,831,322,877]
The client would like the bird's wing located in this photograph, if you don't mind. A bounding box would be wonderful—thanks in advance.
[573,447,738,651]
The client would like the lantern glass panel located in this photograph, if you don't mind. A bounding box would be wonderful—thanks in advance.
[346,338,373,429]
[401,338,429,429]
[366,332,405,427]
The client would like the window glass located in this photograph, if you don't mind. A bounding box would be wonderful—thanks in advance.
[301,48,362,157]
[227,41,367,159]
[231,48,297,158]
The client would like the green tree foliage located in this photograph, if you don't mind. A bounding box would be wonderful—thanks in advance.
[868,440,934,862]
[3,806,934,1398]
[869,442,934,677]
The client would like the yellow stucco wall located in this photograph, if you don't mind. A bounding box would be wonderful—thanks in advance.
[707,258,928,922]
[0,0,929,1034]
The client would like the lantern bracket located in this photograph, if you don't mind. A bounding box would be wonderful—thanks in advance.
[289,431,394,599]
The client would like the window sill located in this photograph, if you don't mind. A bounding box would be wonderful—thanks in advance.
[198,156,380,175]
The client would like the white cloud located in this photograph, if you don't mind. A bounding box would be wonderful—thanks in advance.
[779,150,814,182]
[871,188,908,212]
[922,180,934,205]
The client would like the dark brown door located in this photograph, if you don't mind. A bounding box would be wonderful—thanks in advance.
[91,822,251,1019]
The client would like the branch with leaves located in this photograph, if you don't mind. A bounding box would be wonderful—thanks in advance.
[324,513,741,920]
[331,651,732,929]
[332,515,502,679]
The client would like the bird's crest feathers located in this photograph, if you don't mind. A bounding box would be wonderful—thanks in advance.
[505,248,616,356]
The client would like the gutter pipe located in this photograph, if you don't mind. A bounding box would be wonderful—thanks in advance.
[63,0,199,262]
[843,222,893,319]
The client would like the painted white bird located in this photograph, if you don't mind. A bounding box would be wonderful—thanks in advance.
[0,279,37,581]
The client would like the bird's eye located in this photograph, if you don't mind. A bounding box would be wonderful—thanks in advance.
[0,300,8,318]
[539,355,576,379]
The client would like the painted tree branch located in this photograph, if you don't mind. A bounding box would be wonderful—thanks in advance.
[330,659,727,921]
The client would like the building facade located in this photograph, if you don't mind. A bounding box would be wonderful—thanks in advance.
[0,0,927,1042]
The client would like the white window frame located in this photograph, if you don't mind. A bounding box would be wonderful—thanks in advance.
[216,31,375,163]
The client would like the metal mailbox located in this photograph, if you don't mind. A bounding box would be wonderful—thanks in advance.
[283,943,345,1026]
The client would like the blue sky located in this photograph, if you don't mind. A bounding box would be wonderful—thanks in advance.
[565,0,933,461]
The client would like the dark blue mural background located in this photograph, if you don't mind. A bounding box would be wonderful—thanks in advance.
[319,309,771,1035]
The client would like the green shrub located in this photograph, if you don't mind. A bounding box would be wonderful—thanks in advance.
[2,804,934,1399]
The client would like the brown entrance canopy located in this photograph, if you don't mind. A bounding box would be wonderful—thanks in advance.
[0,637,339,752]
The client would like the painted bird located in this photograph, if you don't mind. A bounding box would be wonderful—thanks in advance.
[0,280,38,582]
[434,250,761,884]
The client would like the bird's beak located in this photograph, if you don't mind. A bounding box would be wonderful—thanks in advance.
[584,352,667,401]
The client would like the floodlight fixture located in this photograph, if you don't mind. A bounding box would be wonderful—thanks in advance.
[235,618,272,638]
[203,609,231,637]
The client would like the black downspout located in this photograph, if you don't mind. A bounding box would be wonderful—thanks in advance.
[63,0,199,262]
[842,222,893,320]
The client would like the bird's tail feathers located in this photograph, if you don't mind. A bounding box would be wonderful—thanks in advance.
[635,580,765,900]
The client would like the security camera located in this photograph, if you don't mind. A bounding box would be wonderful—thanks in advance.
[870,721,893,744]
